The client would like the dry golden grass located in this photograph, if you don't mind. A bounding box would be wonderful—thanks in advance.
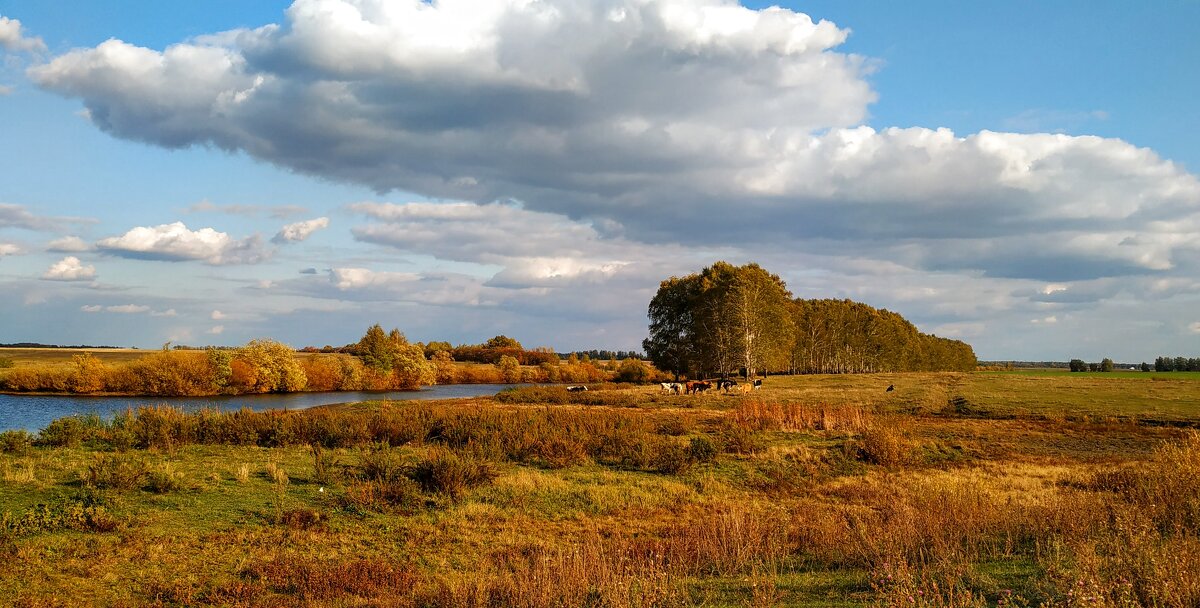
[1,373,1198,607]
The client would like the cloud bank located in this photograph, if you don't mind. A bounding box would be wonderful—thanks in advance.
[16,0,1200,357]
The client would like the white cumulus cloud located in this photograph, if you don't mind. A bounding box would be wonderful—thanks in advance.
[272,216,329,243]
[0,242,21,257]
[208,325,225,335]
[96,221,266,265]
[0,15,46,53]
[106,304,150,314]
[25,1,1200,285]
[42,256,96,281]
[80,304,102,312]
[46,235,91,252]
[211,310,226,320]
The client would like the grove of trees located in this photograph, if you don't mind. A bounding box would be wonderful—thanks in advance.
[1155,356,1200,372]
[644,262,977,379]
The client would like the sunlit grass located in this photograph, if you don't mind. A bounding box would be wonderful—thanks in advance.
[1,372,1198,606]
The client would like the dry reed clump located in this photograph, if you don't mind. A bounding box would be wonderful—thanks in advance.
[1038,432,1200,607]
[806,475,1047,569]
[851,419,915,468]
[731,398,873,433]
[233,463,251,483]
[80,453,150,491]
[309,443,337,485]
[237,545,688,608]
[243,556,420,601]
[668,503,793,576]
[869,559,991,608]
[143,462,185,493]
[454,539,686,608]
[1085,431,1200,532]
[1041,521,1200,608]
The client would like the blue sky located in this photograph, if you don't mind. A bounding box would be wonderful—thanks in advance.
[1,0,1198,361]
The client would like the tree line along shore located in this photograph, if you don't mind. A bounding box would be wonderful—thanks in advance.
[2,262,980,397]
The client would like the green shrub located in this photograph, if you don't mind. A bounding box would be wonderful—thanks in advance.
[652,441,693,475]
[311,443,337,486]
[688,436,718,464]
[535,437,589,469]
[0,356,14,369]
[38,416,86,447]
[407,448,496,499]
[720,425,763,455]
[0,429,34,454]
[750,456,807,495]
[656,418,689,436]
[144,463,185,493]
[81,453,149,491]
[3,497,122,535]
[359,442,406,482]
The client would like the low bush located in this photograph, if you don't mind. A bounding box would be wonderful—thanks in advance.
[81,453,149,491]
[731,399,871,433]
[853,423,912,467]
[341,477,424,514]
[243,556,420,601]
[652,441,694,475]
[275,507,327,530]
[720,424,764,455]
[0,430,34,454]
[359,442,406,482]
[144,463,185,493]
[688,436,719,464]
[3,497,122,535]
[37,416,86,447]
[407,448,497,499]
[535,436,589,469]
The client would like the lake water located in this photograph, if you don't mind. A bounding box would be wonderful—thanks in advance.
[0,384,517,432]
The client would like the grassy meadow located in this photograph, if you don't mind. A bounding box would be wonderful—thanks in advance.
[2,372,1199,607]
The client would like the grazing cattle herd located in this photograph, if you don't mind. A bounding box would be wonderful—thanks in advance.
[658,378,763,395]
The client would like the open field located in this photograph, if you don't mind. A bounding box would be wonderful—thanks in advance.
[0,347,153,367]
[2,372,1199,607]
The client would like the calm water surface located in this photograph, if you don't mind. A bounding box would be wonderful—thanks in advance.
[0,384,517,432]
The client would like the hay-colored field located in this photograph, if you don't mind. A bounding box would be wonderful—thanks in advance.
[2,372,1198,607]
[0,347,151,367]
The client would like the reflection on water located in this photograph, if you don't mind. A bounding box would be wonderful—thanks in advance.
[0,384,517,432]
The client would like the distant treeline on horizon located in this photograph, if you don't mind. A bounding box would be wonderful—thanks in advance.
[0,343,124,349]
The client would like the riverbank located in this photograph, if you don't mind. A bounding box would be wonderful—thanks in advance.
[0,384,525,432]
[2,373,1197,606]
